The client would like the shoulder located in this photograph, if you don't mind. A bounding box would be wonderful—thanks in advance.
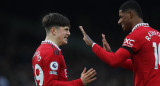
[123,27,147,47]
[126,26,150,39]
[39,44,54,55]
[33,44,53,60]
[41,44,62,60]
[35,44,59,59]
[133,26,151,35]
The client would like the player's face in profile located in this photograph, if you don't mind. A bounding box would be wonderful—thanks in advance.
[56,26,71,46]
[118,10,131,31]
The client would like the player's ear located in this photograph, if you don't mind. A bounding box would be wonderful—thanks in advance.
[128,10,134,19]
[50,27,56,36]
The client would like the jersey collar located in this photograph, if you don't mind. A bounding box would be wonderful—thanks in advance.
[42,40,61,50]
[132,23,149,32]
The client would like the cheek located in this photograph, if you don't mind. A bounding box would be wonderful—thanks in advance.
[59,33,66,40]
[123,18,129,26]
[121,18,129,30]
[120,17,126,25]
[59,35,64,39]
[56,33,63,40]
[125,21,131,31]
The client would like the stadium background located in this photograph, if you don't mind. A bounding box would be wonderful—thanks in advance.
[0,0,160,86]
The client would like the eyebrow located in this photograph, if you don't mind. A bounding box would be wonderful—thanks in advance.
[65,28,70,30]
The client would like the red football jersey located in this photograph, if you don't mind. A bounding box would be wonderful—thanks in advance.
[32,40,83,86]
[92,23,160,86]
[122,23,160,86]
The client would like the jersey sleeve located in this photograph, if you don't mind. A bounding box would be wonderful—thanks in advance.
[119,59,133,71]
[47,79,83,86]
[92,44,131,67]
[122,31,143,54]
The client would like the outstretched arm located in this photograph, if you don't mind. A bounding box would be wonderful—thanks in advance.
[92,44,131,67]
[47,67,97,86]
[79,26,131,67]
[101,33,133,70]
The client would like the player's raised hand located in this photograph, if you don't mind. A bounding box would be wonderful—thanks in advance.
[102,34,112,52]
[80,67,97,86]
[79,26,94,47]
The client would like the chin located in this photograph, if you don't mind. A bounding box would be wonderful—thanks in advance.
[59,42,67,46]
[122,28,126,31]
[63,41,68,45]
[122,27,128,31]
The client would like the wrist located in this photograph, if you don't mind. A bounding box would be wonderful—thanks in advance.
[92,43,96,47]
[80,78,86,86]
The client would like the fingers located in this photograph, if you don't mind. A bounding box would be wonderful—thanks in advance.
[88,77,97,83]
[102,33,106,39]
[82,67,87,74]
[79,26,86,35]
[81,68,96,78]
[102,34,107,49]
[85,68,94,75]
[81,68,97,86]
[85,68,96,80]
[101,33,112,52]
[102,33,107,42]
[85,68,97,83]
[87,69,96,79]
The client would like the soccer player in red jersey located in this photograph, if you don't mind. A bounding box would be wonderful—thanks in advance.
[79,0,160,86]
[32,13,97,86]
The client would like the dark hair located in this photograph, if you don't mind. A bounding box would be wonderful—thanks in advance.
[119,0,143,18]
[42,13,70,31]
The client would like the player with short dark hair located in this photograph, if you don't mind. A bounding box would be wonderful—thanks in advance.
[119,0,143,18]
[32,13,97,86]
[79,0,160,86]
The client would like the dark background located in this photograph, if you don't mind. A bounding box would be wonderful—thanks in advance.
[0,0,160,86]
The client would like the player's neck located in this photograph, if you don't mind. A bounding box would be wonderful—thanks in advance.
[132,18,143,30]
[45,35,59,47]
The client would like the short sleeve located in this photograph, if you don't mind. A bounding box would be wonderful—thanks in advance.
[122,33,142,54]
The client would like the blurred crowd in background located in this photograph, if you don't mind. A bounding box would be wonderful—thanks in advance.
[1,0,160,86]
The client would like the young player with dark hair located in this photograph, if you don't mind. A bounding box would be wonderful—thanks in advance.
[32,13,97,86]
[79,0,160,86]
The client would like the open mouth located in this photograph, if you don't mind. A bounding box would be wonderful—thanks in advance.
[64,37,68,40]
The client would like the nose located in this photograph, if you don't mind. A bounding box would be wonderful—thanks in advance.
[67,31,71,36]
[118,19,121,25]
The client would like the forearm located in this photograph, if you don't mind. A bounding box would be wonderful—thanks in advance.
[92,44,131,67]
[119,59,133,71]
[48,79,83,86]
